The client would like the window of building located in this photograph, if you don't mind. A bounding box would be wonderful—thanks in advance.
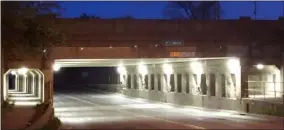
[133,75,138,89]
[170,74,175,92]
[157,74,161,91]
[185,74,190,93]
[210,74,216,96]
[177,74,182,93]
[144,75,149,89]
[127,75,131,89]
[150,74,155,90]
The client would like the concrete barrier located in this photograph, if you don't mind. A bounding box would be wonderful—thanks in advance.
[121,89,283,116]
[78,84,283,116]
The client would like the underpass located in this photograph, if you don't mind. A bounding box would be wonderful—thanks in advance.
[54,86,284,129]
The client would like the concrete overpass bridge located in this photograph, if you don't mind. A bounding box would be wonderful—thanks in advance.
[2,17,284,129]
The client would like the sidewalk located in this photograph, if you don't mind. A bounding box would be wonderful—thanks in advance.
[80,85,283,121]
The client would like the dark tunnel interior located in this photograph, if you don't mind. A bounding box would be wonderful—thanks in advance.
[53,67,120,93]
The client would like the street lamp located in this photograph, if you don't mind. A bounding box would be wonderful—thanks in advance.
[256,64,264,70]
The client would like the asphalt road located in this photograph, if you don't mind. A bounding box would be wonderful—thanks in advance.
[54,87,284,129]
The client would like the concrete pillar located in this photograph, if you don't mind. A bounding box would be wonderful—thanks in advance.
[15,75,19,91]
[147,74,150,90]
[31,74,35,95]
[144,74,148,91]
[42,69,53,103]
[162,74,168,92]
[241,60,249,98]
[35,76,39,97]
[26,75,31,94]
[154,74,158,91]
[206,73,210,97]
[174,74,177,93]
[216,74,222,98]
[23,75,27,93]
[181,74,187,93]
[26,74,33,94]
[130,74,133,89]
[281,64,284,97]
[3,72,9,101]
[18,75,24,92]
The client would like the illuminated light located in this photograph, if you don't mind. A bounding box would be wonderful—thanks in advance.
[9,97,40,101]
[8,89,17,92]
[11,70,17,75]
[162,64,173,74]
[170,52,180,57]
[109,46,113,48]
[80,47,84,50]
[256,64,264,70]
[138,64,148,75]
[12,101,40,106]
[227,58,240,73]
[134,45,137,48]
[53,64,61,71]
[18,67,28,75]
[9,93,34,97]
[58,116,135,124]
[155,44,158,47]
[190,61,203,74]
[8,91,26,94]
[117,66,126,74]
[43,49,46,53]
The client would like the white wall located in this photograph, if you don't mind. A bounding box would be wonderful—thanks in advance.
[118,58,243,111]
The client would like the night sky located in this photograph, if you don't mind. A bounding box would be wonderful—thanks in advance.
[55,1,284,88]
[60,1,284,20]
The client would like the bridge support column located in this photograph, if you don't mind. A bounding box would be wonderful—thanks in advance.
[241,60,249,98]
[15,75,19,91]
[18,75,24,93]
[42,69,53,104]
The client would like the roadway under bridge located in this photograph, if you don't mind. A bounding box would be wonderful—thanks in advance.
[54,58,284,129]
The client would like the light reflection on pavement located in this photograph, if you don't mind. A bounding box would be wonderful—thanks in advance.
[54,88,284,129]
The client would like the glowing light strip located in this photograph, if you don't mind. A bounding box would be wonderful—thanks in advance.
[11,101,40,106]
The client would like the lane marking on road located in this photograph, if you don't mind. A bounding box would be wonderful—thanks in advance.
[60,94,206,129]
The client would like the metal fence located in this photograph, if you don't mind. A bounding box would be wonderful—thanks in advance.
[246,81,283,103]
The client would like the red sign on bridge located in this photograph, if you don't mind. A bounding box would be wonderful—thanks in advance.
[170,52,196,57]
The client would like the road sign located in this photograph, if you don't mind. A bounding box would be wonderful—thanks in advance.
[164,40,184,46]
[170,52,195,57]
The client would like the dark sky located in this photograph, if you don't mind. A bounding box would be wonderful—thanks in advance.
[61,1,284,19]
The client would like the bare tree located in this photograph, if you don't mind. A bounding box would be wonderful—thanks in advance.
[2,1,65,69]
[117,15,134,19]
[253,1,257,20]
[163,1,222,20]
[78,13,100,19]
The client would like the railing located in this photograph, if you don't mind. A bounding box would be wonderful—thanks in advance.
[246,81,283,104]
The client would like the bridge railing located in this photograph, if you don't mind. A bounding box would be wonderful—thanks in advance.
[246,81,283,104]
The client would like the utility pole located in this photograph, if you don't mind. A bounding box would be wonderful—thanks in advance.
[283,1,284,17]
[215,1,219,20]
[254,1,257,20]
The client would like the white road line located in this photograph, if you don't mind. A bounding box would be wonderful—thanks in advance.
[60,94,206,129]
